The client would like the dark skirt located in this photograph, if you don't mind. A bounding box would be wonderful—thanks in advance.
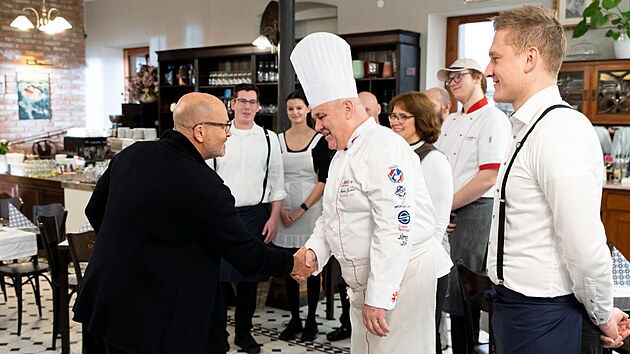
[219,203,271,283]
[444,197,493,316]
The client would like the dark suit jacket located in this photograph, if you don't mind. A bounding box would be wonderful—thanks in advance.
[73,130,293,353]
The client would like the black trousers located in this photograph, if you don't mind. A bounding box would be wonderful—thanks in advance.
[220,281,258,337]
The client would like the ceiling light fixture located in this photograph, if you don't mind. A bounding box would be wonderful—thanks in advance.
[10,0,72,34]
[252,1,279,53]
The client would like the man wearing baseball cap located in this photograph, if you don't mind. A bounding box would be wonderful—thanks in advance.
[435,58,511,354]
[290,32,450,353]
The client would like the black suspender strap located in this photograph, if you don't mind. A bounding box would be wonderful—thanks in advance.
[259,127,271,204]
[496,104,571,283]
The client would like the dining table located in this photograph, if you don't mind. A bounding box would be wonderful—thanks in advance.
[0,226,38,261]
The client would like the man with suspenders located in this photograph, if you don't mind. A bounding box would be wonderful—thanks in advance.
[485,6,630,352]
[210,83,286,353]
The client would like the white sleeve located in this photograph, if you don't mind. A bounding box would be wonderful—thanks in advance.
[421,151,453,240]
[534,112,612,325]
[266,132,287,202]
[362,139,417,310]
[304,213,332,275]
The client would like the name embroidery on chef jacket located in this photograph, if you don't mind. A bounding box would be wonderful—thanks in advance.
[338,178,356,198]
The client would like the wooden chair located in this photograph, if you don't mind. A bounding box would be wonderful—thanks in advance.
[32,139,57,157]
[0,197,25,300]
[0,225,50,335]
[33,203,67,241]
[66,230,96,290]
[0,197,24,220]
[38,215,78,350]
[456,259,495,354]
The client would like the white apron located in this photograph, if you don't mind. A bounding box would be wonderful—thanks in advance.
[274,133,323,248]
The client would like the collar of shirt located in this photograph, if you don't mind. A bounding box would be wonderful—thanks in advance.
[510,85,562,129]
[346,117,376,150]
[229,124,264,136]
[465,97,488,114]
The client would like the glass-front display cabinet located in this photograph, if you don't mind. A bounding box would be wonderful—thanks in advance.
[559,60,630,125]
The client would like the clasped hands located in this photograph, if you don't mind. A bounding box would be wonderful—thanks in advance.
[291,246,317,283]
[600,307,630,348]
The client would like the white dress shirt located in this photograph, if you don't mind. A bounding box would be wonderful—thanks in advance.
[435,102,511,196]
[209,124,286,207]
[305,118,447,310]
[487,85,613,325]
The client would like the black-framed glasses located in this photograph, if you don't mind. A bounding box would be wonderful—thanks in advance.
[388,113,414,121]
[193,121,232,133]
[234,98,258,106]
[445,72,472,86]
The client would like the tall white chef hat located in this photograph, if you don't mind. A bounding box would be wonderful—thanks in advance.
[290,32,358,109]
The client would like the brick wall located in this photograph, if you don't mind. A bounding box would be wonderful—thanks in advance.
[0,0,85,154]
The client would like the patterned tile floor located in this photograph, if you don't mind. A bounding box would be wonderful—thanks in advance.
[0,280,461,353]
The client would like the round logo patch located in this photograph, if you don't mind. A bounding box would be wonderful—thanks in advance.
[397,210,410,225]
[388,168,404,183]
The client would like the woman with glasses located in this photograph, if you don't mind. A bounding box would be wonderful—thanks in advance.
[273,90,333,341]
[389,91,453,354]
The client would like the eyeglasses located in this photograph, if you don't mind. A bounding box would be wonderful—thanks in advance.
[445,72,472,86]
[193,121,232,133]
[234,98,258,106]
[388,113,414,121]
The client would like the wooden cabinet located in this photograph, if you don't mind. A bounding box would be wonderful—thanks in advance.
[558,59,630,125]
[602,187,630,257]
[157,30,420,132]
[0,175,64,220]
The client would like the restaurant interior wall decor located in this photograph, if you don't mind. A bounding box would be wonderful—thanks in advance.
[17,72,51,120]
[0,0,85,150]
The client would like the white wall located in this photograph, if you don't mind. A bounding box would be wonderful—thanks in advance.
[85,0,615,127]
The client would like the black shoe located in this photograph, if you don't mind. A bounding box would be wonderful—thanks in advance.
[301,319,319,342]
[234,332,261,354]
[279,318,303,340]
[326,325,351,341]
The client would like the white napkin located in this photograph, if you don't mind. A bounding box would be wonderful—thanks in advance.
[7,203,36,229]
[612,247,630,286]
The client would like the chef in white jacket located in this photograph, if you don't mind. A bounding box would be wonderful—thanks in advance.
[290,32,450,353]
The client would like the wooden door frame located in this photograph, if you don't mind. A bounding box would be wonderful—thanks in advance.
[445,13,498,111]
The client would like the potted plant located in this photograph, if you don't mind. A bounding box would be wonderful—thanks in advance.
[573,0,630,58]
[128,65,159,103]
[0,139,10,174]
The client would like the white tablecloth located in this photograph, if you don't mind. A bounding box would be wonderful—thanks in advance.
[0,227,37,260]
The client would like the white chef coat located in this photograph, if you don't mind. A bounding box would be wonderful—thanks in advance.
[305,118,445,353]
[410,141,453,278]
[435,100,511,196]
[274,133,324,248]
[487,85,613,325]
[305,118,447,309]
[209,124,286,207]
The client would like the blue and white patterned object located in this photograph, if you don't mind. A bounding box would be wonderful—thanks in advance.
[7,203,36,229]
[79,222,94,232]
[612,247,630,286]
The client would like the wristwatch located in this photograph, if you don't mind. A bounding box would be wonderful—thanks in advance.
[300,203,309,211]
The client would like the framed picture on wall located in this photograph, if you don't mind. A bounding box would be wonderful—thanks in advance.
[556,0,591,27]
[17,72,51,120]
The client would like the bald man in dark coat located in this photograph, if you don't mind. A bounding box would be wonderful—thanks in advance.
[73,93,296,353]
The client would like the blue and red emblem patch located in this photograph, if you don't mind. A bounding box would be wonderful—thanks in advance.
[388,168,404,183]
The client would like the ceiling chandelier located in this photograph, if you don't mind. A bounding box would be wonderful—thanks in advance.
[10,0,72,34]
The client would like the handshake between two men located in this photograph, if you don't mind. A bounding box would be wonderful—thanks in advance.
[291,247,318,284]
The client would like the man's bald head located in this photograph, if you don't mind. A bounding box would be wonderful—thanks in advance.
[425,87,452,121]
[173,93,224,133]
[358,91,381,123]
[172,92,230,159]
